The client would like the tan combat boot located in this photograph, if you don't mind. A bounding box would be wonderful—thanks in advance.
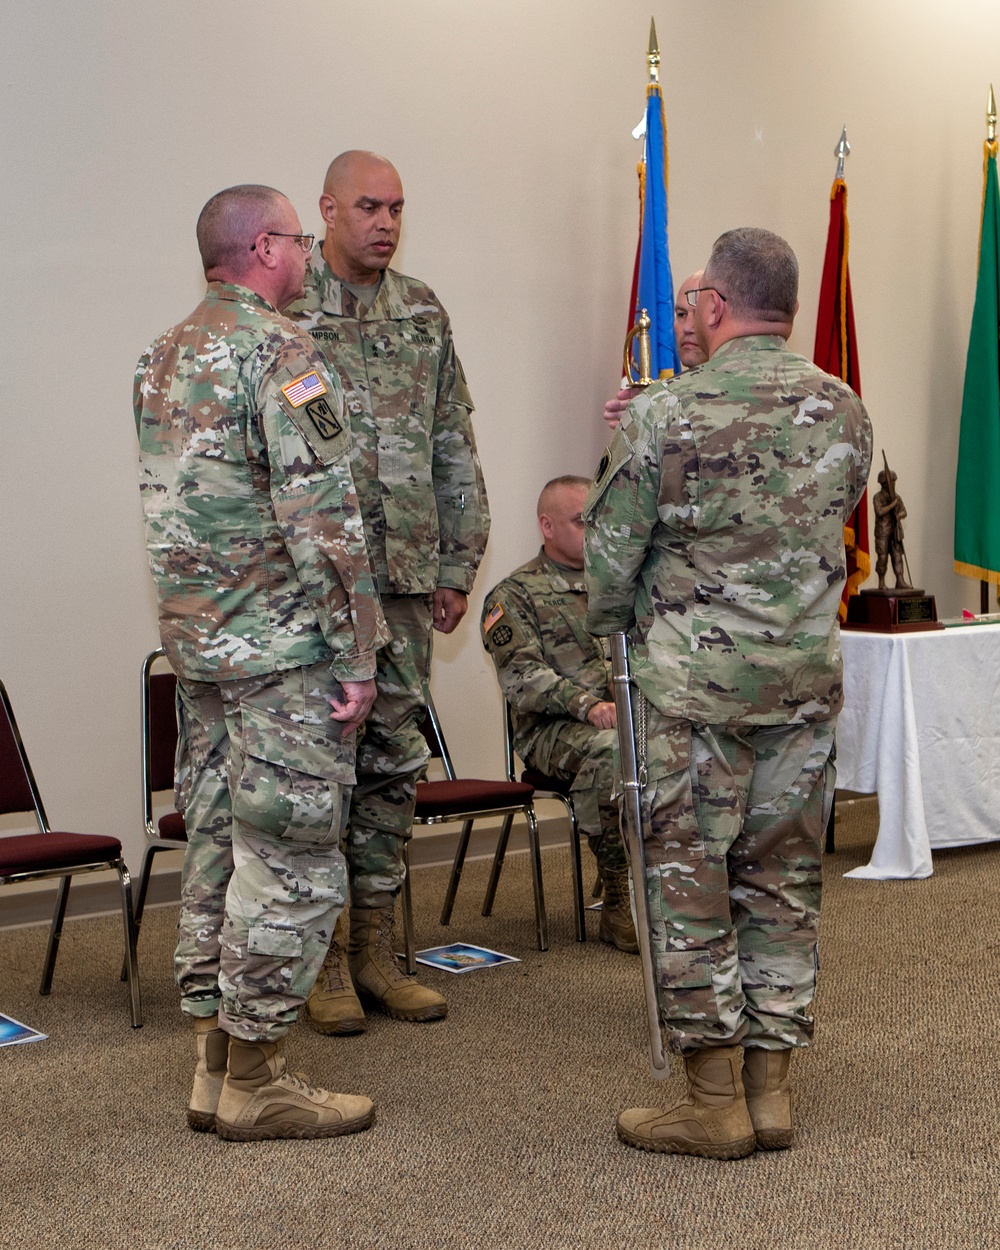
[742,1046,794,1149]
[214,1037,375,1142]
[348,905,447,1022]
[306,912,366,1035]
[616,1045,757,1159]
[598,864,639,953]
[187,1013,228,1132]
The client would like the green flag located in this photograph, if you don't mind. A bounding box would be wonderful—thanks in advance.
[955,140,1000,582]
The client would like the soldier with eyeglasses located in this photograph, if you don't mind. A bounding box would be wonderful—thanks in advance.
[135,183,388,1141]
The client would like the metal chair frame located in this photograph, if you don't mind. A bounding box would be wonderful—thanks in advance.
[501,700,587,942]
[0,679,142,1027]
[413,695,548,951]
[133,648,186,937]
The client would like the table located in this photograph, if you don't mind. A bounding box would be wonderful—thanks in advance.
[835,623,1000,879]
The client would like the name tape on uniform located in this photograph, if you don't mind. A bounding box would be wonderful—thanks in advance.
[282,370,327,408]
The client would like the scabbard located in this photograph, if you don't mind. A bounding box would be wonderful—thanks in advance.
[609,632,669,1079]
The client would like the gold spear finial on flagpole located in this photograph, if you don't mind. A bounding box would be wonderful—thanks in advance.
[834,125,850,180]
[647,17,660,84]
[988,85,997,143]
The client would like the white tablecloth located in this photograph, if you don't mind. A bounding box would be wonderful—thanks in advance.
[836,623,1000,879]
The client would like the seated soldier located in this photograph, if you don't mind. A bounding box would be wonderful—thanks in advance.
[480,475,636,952]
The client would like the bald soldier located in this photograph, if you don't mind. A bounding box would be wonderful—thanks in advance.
[603,272,709,431]
[135,185,389,1140]
[481,476,636,952]
[286,151,490,1033]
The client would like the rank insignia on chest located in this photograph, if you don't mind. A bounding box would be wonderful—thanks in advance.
[305,397,343,440]
[282,370,327,408]
[483,603,504,634]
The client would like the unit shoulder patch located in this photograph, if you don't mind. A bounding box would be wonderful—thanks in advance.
[305,396,343,441]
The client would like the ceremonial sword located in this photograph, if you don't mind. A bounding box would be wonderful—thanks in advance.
[610,632,669,1079]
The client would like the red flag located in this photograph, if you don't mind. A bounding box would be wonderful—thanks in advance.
[813,178,871,621]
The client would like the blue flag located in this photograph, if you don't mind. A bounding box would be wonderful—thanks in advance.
[634,83,679,379]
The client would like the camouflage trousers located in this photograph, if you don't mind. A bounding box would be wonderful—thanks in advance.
[173,661,354,1041]
[345,593,434,908]
[526,719,627,872]
[636,705,836,1055]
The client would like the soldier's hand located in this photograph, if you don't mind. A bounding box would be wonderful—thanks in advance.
[328,679,378,736]
[586,701,617,729]
[433,587,468,634]
[602,386,642,431]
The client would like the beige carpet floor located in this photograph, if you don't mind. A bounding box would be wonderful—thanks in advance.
[2,798,999,1250]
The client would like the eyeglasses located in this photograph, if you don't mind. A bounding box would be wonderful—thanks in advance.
[250,232,315,253]
[685,286,727,308]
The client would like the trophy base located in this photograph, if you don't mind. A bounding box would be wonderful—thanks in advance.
[843,588,943,633]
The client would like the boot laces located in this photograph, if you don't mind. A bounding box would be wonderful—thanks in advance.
[284,1070,322,1098]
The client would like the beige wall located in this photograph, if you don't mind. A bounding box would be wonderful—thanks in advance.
[1,0,995,868]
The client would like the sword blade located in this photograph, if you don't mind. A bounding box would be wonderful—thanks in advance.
[610,632,670,1079]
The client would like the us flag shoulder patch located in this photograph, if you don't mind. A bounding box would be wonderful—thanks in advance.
[282,370,327,408]
[483,603,504,634]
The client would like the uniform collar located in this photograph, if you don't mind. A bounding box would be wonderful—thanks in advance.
[711,333,789,359]
[305,245,410,320]
[205,281,278,315]
[537,548,586,593]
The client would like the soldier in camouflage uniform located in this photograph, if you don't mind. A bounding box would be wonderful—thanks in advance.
[286,151,490,1033]
[481,475,636,952]
[135,184,389,1141]
[585,228,872,1159]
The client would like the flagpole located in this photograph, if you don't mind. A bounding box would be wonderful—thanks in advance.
[982,86,996,614]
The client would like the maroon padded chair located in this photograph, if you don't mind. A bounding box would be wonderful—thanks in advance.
[0,678,142,1027]
[412,695,547,951]
[501,700,588,942]
[132,648,187,942]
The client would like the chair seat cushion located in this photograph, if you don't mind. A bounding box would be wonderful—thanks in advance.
[0,831,122,874]
[415,779,534,819]
[158,811,187,841]
[520,768,572,795]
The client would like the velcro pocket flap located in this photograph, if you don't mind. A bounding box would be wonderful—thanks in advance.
[240,705,356,785]
[247,923,303,958]
[657,948,714,990]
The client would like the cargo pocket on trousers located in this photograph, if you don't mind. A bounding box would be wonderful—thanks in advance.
[642,721,704,864]
[233,705,357,847]
[234,922,306,1016]
[656,948,715,997]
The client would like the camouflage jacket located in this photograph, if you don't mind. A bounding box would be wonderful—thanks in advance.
[135,282,388,684]
[584,335,873,725]
[482,550,611,760]
[285,249,490,595]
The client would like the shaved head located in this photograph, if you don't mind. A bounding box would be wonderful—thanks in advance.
[319,151,405,284]
[537,475,590,517]
[323,150,400,198]
[196,184,287,277]
[537,476,590,569]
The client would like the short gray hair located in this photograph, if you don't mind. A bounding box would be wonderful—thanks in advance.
[196,184,286,276]
[537,475,590,516]
[704,227,798,321]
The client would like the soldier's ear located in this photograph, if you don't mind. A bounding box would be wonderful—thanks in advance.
[319,194,337,228]
[251,231,279,271]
